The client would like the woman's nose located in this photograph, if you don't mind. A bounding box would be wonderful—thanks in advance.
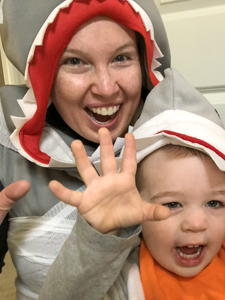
[181,209,208,233]
[90,67,119,99]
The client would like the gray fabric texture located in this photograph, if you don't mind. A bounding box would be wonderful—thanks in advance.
[0,143,83,217]
[0,0,63,74]
[134,68,224,130]
[38,213,141,300]
[0,85,28,133]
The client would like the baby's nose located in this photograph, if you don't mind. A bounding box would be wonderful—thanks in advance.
[181,209,207,233]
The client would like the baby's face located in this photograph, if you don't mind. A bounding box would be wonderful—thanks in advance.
[140,148,225,277]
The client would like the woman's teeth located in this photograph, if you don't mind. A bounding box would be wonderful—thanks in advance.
[86,105,120,125]
[89,105,120,116]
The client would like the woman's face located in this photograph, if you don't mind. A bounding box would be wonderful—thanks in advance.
[51,17,142,143]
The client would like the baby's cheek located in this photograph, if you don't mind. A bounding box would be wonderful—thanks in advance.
[142,219,174,249]
[141,221,159,244]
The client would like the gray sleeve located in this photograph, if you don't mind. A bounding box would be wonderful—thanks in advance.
[38,213,141,300]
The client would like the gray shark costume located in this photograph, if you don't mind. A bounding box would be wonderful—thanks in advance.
[0,0,171,299]
[38,68,225,300]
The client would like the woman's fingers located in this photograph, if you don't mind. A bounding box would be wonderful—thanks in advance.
[99,128,117,175]
[0,180,30,224]
[49,180,82,208]
[71,140,99,186]
[0,180,30,209]
[142,202,170,222]
[72,129,135,183]
[120,133,136,176]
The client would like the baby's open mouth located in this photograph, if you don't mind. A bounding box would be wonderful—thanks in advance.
[86,105,120,124]
[176,245,204,259]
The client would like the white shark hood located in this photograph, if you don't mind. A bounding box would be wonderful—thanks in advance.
[130,68,225,171]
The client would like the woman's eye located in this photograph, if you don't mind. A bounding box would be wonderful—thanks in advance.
[65,58,82,66]
[206,200,223,208]
[114,55,127,62]
[163,202,181,209]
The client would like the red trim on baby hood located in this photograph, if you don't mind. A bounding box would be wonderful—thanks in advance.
[19,0,159,165]
[158,130,225,160]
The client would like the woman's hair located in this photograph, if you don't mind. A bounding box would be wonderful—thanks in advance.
[136,32,154,94]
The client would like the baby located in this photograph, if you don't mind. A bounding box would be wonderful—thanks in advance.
[39,68,225,300]
[137,143,225,299]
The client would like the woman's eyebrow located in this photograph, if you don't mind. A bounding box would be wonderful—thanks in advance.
[115,41,137,52]
[62,48,87,56]
[64,41,136,56]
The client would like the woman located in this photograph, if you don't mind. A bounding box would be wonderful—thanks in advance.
[0,0,170,298]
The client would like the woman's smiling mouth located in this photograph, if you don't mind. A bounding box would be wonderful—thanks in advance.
[86,105,120,124]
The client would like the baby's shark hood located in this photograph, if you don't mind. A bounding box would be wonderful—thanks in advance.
[131,68,225,171]
[0,0,171,168]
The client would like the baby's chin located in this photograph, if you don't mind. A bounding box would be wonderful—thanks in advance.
[165,261,209,278]
[171,265,204,278]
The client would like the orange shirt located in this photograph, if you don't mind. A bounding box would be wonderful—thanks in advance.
[140,239,225,300]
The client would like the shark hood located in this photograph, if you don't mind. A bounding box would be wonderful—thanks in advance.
[0,0,171,168]
[130,68,225,171]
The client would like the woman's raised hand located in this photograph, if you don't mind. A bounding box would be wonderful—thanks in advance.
[0,180,30,224]
[49,128,169,233]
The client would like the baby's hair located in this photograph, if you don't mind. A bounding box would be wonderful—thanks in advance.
[136,144,209,192]
[157,144,209,159]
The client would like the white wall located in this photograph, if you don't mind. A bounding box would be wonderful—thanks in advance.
[0,36,24,85]
[156,0,225,124]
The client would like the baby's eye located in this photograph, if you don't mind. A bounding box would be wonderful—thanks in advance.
[206,200,223,208]
[163,202,181,209]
